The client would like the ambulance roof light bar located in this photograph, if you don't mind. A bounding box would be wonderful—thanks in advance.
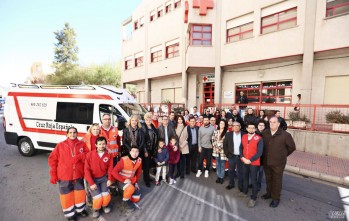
[13,83,96,90]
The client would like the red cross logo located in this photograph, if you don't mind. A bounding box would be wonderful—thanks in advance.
[203,76,208,82]
[193,0,214,16]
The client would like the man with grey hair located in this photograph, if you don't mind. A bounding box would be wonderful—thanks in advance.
[261,116,295,208]
[158,115,177,146]
[223,121,245,191]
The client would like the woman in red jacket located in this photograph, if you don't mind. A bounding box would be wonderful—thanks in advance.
[81,123,101,151]
[48,127,89,221]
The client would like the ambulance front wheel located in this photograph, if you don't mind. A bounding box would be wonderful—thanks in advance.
[18,137,35,157]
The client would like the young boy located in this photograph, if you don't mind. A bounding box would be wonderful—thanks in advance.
[84,137,113,218]
[167,137,180,185]
[154,139,169,185]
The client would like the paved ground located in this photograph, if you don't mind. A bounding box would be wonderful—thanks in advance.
[288,151,349,178]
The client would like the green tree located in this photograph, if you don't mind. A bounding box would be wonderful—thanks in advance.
[53,22,79,69]
[83,63,121,87]
[48,22,79,84]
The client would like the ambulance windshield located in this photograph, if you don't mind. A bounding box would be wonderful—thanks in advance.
[119,103,147,120]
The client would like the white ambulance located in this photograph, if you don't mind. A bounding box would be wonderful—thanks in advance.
[3,84,147,156]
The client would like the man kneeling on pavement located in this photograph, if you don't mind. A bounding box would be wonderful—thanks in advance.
[111,146,142,212]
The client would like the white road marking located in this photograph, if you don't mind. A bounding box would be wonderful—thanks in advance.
[167,183,248,221]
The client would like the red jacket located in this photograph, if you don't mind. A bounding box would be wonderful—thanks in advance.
[84,150,113,186]
[167,144,180,164]
[48,138,89,181]
[241,134,262,166]
[111,156,142,184]
[82,133,100,151]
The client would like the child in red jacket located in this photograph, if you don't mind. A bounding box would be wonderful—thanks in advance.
[84,137,113,218]
[167,137,180,185]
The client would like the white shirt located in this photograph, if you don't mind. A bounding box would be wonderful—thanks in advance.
[233,132,241,155]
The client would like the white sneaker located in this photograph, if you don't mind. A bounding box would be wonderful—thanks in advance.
[92,209,100,218]
[103,206,111,214]
[204,170,209,178]
[169,178,174,185]
[173,179,177,184]
[196,170,202,177]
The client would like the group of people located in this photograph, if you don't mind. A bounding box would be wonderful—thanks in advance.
[48,113,142,221]
[48,105,296,220]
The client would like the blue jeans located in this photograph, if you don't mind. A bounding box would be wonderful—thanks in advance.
[257,165,264,189]
[242,164,259,200]
[228,155,243,191]
[216,157,226,179]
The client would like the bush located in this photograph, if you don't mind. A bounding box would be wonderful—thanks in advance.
[287,111,310,123]
[326,111,349,124]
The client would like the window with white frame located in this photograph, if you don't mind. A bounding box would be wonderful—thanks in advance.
[261,7,297,34]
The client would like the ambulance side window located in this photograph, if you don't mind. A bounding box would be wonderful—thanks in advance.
[99,105,126,130]
[56,102,94,124]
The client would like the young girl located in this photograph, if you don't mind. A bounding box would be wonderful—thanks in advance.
[84,137,113,218]
[154,139,169,185]
[167,136,180,185]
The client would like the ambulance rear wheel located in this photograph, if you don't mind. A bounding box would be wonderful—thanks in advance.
[18,137,35,157]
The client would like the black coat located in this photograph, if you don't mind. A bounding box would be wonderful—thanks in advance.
[244,114,257,128]
[278,117,288,130]
[157,124,177,145]
[122,126,145,155]
[231,114,244,128]
[223,131,245,159]
[237,95,248,108]
[141,122,159,157]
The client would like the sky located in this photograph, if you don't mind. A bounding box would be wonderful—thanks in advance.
[0,0,142,88]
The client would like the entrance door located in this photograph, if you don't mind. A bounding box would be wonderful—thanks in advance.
[203,82,215,105]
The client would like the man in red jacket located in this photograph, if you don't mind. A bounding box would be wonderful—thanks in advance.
[84,137,113,218]
[111,146,142,212]
[48,127,89,221]
[239,123,263,208]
